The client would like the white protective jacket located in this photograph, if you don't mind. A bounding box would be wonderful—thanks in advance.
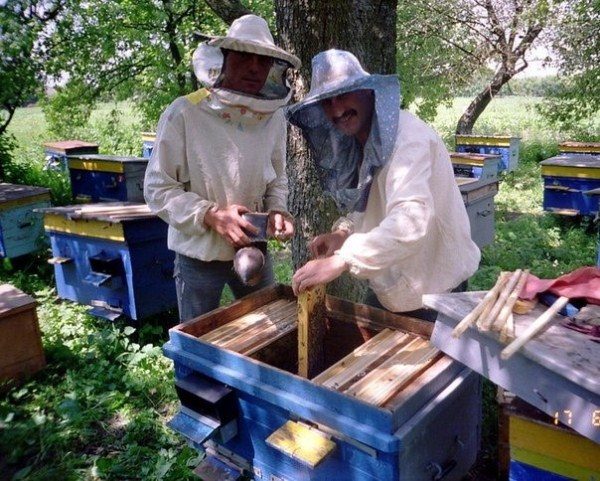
[144,88,289,261]
[335,111,481,311]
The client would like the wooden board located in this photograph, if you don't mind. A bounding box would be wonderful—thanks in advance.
[424,291,600,394]
[298,285,326,379]
[265,420,336,468]
[41,202,155,225]
[199,299,297,356]
[425,291,600,443]
[0,183,51,207]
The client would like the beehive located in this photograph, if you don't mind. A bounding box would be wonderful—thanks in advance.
[540,154,600,216]
[141,132,156,159]
[42,203,176,320]
[0,183,51,258]
[450,152,500,185]
[457,178,498,249]
[67,154,148,203]
[43,140,99,170]
[455,134,520,172]
[0,284,45,383]
[559,141,600,156]
[164,285,482,481]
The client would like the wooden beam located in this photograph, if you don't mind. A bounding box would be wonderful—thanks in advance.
[297,284,326,379]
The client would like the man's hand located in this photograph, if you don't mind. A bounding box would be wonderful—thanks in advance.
[268,211,294,240]
[204,204,259,247]
[292,255,348,295]
[309,230,350,258]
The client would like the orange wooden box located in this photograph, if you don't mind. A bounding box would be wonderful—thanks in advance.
[0,284,45,383]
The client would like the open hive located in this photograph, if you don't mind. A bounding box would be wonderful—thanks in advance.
[165,285,480,481]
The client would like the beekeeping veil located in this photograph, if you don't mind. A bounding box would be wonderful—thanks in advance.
[192,14,301,114]
[287,49,401,212]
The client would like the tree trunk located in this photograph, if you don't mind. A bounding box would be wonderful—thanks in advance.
[203,0,252,25]
[456,67,513,134]
[275,0,397,301]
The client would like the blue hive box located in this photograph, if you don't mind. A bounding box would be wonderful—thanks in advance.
[0,183,51,258]
[67,154,148,203]
[450,152,500,185]
[43,140,99,171]
[164,285,482,481]
[540,154,600,216]
[559,141,600,156]
[141,132,156,159]
[456,135,520,172]
[41,203,176,320]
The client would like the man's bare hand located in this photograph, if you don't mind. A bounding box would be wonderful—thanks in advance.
[309,230,350,258]
[267,211,294,240]
[204,204,259,247]
[292,255,348,295]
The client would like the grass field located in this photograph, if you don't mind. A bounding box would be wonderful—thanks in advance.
[1,96,598,480]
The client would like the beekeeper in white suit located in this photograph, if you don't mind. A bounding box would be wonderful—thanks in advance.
[288,49,480,320]
[144,15,299,320]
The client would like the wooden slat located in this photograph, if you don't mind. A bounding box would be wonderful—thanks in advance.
[317,330,413,391]
[298,285,326,379]
[216,309,295,350]
[344,338,440,406]
[200,300,292,343]
[237,313,297,355]
[312,328,396,385]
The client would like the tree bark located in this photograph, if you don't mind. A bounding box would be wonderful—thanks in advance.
[275,0,397,300]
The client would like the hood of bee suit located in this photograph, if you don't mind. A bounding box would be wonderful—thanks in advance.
[286,49,401,213]
[193,14,301,116]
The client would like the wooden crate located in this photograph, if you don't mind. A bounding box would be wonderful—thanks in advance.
[498,393,600,481]
[0,284,45,383]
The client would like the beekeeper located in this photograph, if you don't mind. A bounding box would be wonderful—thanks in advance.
[288,49,480,320]
[144,15,300,321]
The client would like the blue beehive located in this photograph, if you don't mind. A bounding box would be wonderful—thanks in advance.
[540,154,600,216]
[67,155,148,203]
[141,132,156,159]
[456,135,520,172]
[450,152,500,185]
[43,140,99,171]
[559,141,600,156]
[0,183,51,258]
[164,285,482,481]
[41,203,176,321]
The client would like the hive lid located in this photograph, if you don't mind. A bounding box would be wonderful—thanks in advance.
[67,154,147,163]
[0,183,51,208]
[43,140,99,155]
[540,154,600,168]
[450,152,502,163]
[424,291,600,443]
[0,284,36,319]
[559,141,600,153]
[40,202,155,223]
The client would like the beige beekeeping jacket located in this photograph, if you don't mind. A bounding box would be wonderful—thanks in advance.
[335,111,481,311]
[144,88,289,261]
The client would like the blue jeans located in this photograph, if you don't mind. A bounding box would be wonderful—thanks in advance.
[174,252,275,321]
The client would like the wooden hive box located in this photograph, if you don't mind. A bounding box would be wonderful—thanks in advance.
[141,132,156,159]
[164,285,482,481]
[0,183,52,258]
[540,154,600,216]
[0,284,45,383]
[455,134,521,172]
[456,178,499,249]
[67,154,148,203]
[43,140,99,171]
[450,152,500,184]
[498,392,600,481]
[41,202,176,321]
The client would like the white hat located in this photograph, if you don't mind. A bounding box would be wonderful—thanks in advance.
[208,15,300,68]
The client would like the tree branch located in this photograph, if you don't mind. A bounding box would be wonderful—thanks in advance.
[203,0,252,24]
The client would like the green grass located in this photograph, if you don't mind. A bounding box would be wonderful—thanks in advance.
[1,96,598,480]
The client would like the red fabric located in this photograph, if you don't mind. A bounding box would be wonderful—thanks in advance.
[520,266,600,305]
